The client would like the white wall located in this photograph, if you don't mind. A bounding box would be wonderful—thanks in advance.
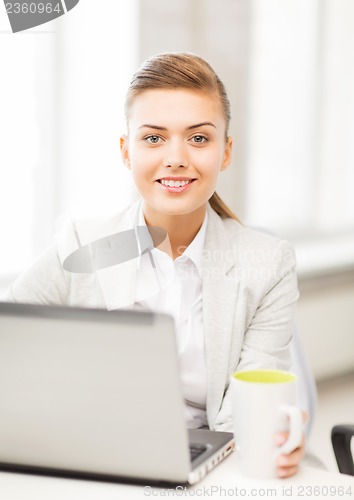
[298,274,354,381]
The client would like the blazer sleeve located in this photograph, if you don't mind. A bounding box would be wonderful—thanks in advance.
[4,244,70,305]
[213,240,299,432]
[3,209,120,308]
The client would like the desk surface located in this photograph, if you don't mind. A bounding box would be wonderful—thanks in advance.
[1,452,354,500]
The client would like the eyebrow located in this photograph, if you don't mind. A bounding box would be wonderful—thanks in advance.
[138,121,216,131]
[188,122,216,130]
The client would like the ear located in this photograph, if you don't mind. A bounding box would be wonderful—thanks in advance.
[120,135,131,169]
[220,136,233,172]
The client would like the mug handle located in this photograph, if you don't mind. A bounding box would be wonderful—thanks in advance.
[277,404,303,455]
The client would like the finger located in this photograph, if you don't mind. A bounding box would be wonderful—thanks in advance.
[274,409,307,446]
[278,464,299,478]
[276,431,305,473]
[275,430,306,449]
[301,410,309,423]
[274,432,287,446]
[277,444,305,469]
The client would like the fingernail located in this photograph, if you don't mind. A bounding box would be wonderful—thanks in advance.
[275,434,286,445]
[278,468,287,478]
[277,455,288,466]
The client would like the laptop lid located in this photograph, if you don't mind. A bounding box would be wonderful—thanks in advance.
[0,302,193,483]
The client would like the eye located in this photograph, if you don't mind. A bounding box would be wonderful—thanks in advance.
[191,135,208,144]
[144,135,162,144]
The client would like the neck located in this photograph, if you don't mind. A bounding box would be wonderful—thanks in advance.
[142,203,207,259]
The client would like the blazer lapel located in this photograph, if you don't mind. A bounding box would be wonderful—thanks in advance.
[203,206,240,429]
[95,203,141,310]
[55,202,141,311]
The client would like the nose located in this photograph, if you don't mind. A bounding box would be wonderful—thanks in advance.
[163,138,188,169]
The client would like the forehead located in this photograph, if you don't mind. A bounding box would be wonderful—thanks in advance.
[128,89,224,127]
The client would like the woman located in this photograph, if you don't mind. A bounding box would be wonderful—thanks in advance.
[6,53,305,477]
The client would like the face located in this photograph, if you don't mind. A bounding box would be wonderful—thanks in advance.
[120,89,232,221]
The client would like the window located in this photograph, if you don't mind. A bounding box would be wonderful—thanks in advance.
[244,0,354,237]
[0,14,57,279]
[243,0,354,276]
[0,0,138,291]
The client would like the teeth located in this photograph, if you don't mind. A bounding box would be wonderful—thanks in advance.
[160,179,192,187]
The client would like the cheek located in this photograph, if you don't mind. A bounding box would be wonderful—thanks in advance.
[129,152,157,191]
[193,147,224,176]
[130,146,159,170]
[130,170,150,198]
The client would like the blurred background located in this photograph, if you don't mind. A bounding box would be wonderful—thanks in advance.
[0,0,353,471]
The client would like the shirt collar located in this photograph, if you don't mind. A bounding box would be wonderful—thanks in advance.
[178,211,208,277]
[136,202,208,277]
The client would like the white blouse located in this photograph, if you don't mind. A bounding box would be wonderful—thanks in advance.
[133,204,209,429]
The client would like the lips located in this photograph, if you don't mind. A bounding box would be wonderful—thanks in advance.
[156,177,196,193]
[156,177,196,188]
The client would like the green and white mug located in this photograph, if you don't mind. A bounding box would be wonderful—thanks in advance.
[230,369,303,479]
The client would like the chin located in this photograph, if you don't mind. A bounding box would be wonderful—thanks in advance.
[158,202,207,217]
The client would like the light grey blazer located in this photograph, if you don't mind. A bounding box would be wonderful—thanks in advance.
[6,201,299,431]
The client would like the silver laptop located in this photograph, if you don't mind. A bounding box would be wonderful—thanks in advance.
[0,302,234,485]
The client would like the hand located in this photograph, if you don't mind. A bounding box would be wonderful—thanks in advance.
[275,410,308,478]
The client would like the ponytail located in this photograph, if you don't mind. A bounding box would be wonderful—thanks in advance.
[209,192,241,222]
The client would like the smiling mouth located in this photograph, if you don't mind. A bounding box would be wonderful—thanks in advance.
[156,178,196,188]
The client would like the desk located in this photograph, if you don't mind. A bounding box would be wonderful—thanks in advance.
[1,453,354,500]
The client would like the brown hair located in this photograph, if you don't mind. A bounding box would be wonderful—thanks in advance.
[125,52,240,221]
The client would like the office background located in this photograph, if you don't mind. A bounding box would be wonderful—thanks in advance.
[0,0,353,470]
